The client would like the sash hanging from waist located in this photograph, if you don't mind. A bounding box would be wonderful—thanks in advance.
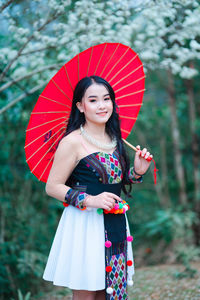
[77,182,127,243]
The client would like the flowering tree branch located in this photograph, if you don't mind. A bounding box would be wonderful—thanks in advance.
[0,12,65,82]
[0,0,14,12]
[0,64,61,92]
[20,46,57,56]
[0,80,48,115]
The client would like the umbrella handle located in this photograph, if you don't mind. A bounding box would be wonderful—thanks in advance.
[122,138,137,152]
[122,138,152,161]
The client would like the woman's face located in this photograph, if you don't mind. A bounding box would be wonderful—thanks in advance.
[77,83,113,125]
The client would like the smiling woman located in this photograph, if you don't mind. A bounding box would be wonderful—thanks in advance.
[42,75,153,300]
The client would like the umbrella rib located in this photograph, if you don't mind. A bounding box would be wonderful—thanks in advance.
[51,79,72,102]
[26,126,66,162]
[104,47,130,80]
[113,65,144,88]
[109,54,138,84]
[121,128,130,134]
[99,43,120,77]
[39,152,55,181]
[31,128,66,173]
[64,64,73,93]
[31,111,69,114]
[118,103,143,108]
[116,89,145,100]
[40,95,71,109]
[119,115,137,120]
[114,75,146,92]
[87,46,94,76]
[94,43,107,75]
[25,120,67,148]
[26,117,66,132]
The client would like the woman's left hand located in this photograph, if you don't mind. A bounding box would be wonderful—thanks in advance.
[134,145,153,176]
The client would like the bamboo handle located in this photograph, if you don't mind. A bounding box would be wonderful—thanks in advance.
[122,138,137,151]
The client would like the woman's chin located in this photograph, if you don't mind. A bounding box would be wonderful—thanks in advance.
[86,116,111,125]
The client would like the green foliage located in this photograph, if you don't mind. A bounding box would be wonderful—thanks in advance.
[141,209,196,243]
[173,245,200,278]
[10,289,31,300]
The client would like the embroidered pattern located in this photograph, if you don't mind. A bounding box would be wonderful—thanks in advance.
[109,253,127,300]
[64,188,88,210]
[96,152,123,184]
[84,154,108,183]
[128,167,143,183]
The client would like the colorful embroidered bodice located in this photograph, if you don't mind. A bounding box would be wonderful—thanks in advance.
[66,149,142,187]
[96,152,122,184]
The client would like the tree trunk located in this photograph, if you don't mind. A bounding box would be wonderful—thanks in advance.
[167,70,187,205]
[186,78,200,207]
[185,71,200,246]
[160,136,171,207]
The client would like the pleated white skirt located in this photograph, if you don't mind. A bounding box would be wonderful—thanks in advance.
[43,206,134,290]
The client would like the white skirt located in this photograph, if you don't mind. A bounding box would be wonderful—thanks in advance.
[43,206,135,291]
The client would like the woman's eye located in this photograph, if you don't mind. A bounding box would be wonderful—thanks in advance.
[89,99,96,102]
[104,97,111,101]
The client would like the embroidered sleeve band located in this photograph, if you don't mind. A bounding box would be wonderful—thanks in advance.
[128,167,143,183]
[64,188,89,210]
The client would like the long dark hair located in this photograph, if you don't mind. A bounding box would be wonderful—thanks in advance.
[65,75,132,195]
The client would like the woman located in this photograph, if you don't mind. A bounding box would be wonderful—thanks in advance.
[43,75,152,300]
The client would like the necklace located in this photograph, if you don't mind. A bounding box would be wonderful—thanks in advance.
[80,124,117,150]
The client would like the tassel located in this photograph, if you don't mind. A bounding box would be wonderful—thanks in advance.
[152,159,158,185]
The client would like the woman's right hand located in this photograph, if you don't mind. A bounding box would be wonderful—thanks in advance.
[84,192,122,211]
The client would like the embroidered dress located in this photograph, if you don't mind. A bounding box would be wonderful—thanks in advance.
[43,149,141,298]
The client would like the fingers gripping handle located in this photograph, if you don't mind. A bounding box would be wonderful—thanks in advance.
[122,138,158,184]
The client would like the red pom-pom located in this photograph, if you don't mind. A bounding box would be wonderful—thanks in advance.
[127,260,133,266]
[63,202,69,207]
[105,240,112,248]
[106,266,112,272]
[127,235,133,242]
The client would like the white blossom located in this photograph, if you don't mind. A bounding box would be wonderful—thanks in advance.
[12,67,27,77]
[179,66,198,79]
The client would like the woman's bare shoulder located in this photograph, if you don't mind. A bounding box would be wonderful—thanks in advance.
[59,129,81,151]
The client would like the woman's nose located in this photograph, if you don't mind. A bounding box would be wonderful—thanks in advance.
[98,100,106,109]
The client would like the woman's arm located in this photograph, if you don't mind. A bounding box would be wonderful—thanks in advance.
[45,134,78,202]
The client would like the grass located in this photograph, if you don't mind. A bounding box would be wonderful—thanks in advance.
[38,262,200,300]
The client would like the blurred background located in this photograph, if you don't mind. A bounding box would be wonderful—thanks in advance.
[0,0,200,299]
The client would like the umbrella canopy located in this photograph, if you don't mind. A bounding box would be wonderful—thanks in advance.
[25,42,145,182]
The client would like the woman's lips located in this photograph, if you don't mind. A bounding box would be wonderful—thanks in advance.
[96,112,107,116]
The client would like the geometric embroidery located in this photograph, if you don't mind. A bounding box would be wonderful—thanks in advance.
[64,189,88,210]
[96,152,122,184]
[128,167,143,184]
[109,253,128,300]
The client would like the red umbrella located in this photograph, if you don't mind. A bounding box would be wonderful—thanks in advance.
[25,43,146,182]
